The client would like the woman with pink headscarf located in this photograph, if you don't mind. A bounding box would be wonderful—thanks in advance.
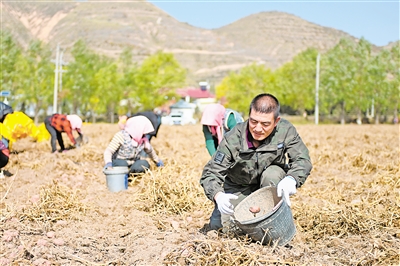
[103,115,164,174]
[201,103,244,156]
[44,114,83,153]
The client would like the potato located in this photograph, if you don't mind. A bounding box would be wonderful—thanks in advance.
[249,206,260,214]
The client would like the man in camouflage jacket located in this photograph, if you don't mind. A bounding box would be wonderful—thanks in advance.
[200,93,312,230]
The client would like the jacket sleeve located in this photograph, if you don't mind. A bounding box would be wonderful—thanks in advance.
[226,113,237,130]
[202,125,216,156]
[200,135,235,201]
[64,124,76,145]
[285,126,312,187]
[103,132,123,164]
[0,140,9,157]
[143,139,160,163]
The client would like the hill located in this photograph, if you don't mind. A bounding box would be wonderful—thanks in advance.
[0,0,389,85]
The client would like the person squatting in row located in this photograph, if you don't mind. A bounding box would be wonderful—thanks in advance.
[103,115,164,174]
[200,93,313,231]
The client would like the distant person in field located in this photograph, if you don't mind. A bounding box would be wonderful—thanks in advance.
[104,115,164,174]
[44,114,84,153]
[0,102,12,176]
[200,93,313,231]
[118,110,162,142]
[0,136,10,178]
[201,103,244,156]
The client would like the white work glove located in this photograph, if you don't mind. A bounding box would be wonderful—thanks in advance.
[215,192,238,215]
[277,176,297,207]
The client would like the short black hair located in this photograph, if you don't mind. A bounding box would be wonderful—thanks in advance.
[249,93,280,119]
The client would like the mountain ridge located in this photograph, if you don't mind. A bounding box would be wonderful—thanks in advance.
[1,1,391,85]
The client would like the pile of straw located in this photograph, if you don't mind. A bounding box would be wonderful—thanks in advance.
[19,181,89,223]
[135,167,207,215]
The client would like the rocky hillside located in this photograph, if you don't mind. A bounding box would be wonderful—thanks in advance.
[0,0,387,85]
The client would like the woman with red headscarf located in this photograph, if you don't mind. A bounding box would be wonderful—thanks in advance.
[103,115,164,174]
[201,103,244,156]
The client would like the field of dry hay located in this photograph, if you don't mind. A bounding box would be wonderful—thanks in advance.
[1,122,399,265]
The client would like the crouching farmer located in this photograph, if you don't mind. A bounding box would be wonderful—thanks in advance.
[103,115,164,174]
[200,93,312,231]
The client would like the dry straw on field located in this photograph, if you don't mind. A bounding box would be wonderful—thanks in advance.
[19,181,89,224]
[134,168,206,215]
[164,237,296,266]
[159,125,400,265]
[0,124,399,265]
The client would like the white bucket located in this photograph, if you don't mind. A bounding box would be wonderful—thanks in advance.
[103,166,129,192]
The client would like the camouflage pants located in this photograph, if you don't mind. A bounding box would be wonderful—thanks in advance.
[209,165,286,231]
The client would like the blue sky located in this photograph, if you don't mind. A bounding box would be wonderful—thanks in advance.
[147,1,399,47]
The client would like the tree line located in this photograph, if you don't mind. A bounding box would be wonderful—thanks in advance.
[1,32,186,124]
[217,38,399,124]
[1,31,398,124]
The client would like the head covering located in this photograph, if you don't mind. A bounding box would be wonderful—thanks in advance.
[66,115,83,133]
[132,111,159,136]
[124,115,154,143]
[201,103,226,144]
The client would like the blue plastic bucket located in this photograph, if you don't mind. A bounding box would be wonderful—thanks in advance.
[103,167,129,192]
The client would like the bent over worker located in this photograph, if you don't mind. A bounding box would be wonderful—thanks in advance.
[44,114,83,153]
[201,103,244,156]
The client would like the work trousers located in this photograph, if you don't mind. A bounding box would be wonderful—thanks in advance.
[112,159,150,174]
[0,152,9,169]
[44,116,65,152]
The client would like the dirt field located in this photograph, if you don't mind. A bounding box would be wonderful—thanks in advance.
[1,122,399,265]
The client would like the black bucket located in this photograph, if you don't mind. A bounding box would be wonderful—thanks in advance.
[233,186,296,246]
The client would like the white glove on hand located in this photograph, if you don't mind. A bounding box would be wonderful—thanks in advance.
[277,176,297,206]
[215,192,238,215]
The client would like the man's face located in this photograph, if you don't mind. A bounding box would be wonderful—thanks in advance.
[248,110,280,141]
